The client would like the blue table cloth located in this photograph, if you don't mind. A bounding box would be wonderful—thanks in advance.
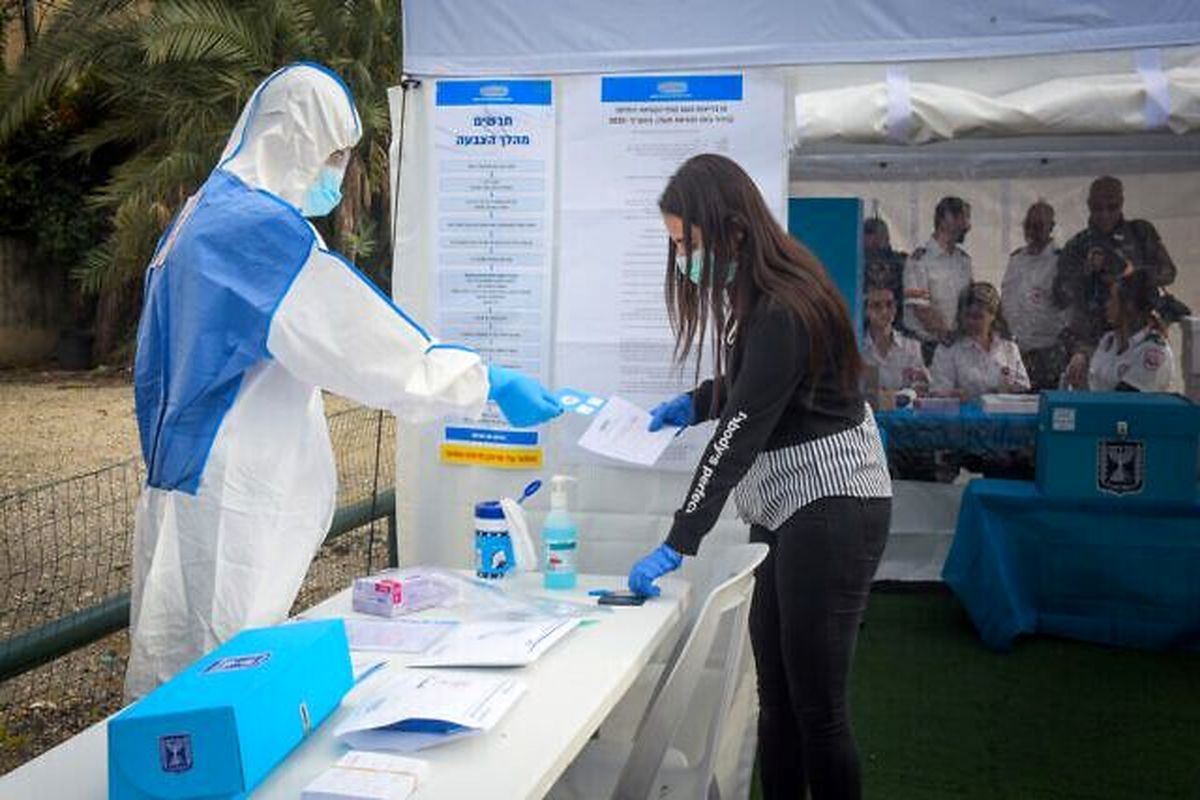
[875,404,1038,455]
[943,478,1200,651]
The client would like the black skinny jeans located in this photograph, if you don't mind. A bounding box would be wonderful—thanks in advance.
[750,495,891,800]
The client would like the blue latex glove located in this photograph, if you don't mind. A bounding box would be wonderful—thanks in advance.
[627,543,683,598]
[647,393,693,432]
[487,365,563,427]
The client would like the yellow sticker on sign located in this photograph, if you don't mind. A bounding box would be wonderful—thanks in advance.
[439,443,543,469]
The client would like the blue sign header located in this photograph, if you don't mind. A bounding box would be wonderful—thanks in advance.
[445,426,540,446]
[601,74,743,103]
[437,80,553,106]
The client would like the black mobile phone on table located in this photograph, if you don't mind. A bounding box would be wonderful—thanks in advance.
[597,591,647,606]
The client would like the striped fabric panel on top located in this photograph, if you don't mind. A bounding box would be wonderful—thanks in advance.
[733,405,891,530]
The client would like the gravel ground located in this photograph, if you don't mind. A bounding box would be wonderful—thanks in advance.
[0,368,390,774]
[0,368,361,493]
[0,368,140,494]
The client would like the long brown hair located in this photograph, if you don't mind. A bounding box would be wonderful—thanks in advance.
[658,154,861,410]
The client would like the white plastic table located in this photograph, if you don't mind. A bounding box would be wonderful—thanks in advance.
[0,573,688,799]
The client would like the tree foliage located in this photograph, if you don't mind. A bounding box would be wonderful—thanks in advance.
[0,0,400,293]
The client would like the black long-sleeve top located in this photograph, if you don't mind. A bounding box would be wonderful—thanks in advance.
[665,297,868,555]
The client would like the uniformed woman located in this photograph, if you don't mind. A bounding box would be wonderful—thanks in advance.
[1084,267,1175,392]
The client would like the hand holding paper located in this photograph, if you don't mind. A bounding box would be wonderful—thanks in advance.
[647,393,693,431]
[577,395,680,466]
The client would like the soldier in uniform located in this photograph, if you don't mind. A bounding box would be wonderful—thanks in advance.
[1054,176,1184,388]
[861,271,928,392]
[930,282,1031,401]
[1078,267,1175,392]
[1000,201,1066,390]
[903,196,973,364]
[863,217,908,327]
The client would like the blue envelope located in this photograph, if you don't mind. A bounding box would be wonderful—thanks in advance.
[108,619,353,799]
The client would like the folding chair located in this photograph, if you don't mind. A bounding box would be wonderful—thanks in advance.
[549,542,769,800]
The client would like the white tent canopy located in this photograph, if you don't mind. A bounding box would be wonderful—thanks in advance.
[393,3,1200,571]
[403,0,1200,75]
[392,7,1200,796]
[795,55,1200,145]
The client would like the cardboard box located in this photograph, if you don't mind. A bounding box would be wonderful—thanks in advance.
[1036,391,1200,503]
[108,619,353,799]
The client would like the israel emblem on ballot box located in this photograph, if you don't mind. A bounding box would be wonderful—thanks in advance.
[159,733,193,773]
[1097,439,1145,495]
[202,651,270,674]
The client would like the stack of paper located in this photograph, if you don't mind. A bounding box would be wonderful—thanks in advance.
[344,618,458,654]
[577,395,679,465]
[914,395,961,414]
[335,671,525,753]
[301,751,429,800]
[408,618,581,668]
[980,393,1040,415]
[349,653,388,684]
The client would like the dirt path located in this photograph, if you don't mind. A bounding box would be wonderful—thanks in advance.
[0,368,361,495]
[0,368,139,494]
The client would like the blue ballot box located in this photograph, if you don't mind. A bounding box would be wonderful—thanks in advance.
[1036,391,1200,503]
[108,619,353,799]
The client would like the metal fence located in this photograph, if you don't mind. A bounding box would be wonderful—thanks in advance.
[0,406,396,774]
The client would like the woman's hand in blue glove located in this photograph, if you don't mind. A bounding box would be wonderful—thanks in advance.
[627,543,683,598]
[647,393,693,432]
[487,366,563,427]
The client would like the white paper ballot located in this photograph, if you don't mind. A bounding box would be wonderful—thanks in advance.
[350,653,388,684]
[336,671,526,753]
[301,751,429,800]
[408,618,581,668]
[345,618,458,654]
[577,395,679,465]
[979,393,1041,415]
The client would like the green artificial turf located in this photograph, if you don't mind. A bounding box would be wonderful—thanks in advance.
[752,587,1200,799]
[853,587,1200,799]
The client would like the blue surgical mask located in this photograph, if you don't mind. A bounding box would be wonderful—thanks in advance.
[674,249,736,285]
[300,166,344,217]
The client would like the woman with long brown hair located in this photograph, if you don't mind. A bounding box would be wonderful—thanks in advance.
[625,154,892,800]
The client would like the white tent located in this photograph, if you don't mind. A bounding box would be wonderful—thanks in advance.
[389,4,1200,796]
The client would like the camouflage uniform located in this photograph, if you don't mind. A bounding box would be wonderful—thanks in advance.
[1053,218,1178,360]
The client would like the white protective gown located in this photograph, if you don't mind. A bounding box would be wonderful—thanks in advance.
[125,64,489,698]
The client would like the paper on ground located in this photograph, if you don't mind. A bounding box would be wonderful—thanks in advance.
[301,751,429,800]
[345,618,458,653]
[408,618,581,667]
[335,671,526,753]
[577,395,679,465]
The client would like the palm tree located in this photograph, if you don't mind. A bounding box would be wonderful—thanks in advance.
[0,0,399,322]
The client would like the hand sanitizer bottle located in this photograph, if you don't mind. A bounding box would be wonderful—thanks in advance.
[542,475,578,589]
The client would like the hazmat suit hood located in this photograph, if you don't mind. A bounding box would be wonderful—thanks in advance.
[218,63,362,209]
[126,60,495,702]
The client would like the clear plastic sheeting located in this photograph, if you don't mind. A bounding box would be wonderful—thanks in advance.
[372,567,609,621]
[797,167,1200,392]
[874,404,1039,484]
[794,55,1200,145]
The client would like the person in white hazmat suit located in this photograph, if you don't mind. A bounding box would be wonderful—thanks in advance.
[125,63,562,698]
